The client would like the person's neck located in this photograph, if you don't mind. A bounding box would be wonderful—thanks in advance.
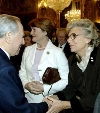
[37,46,46,50]
[60,42,66,46]
[76,46,88,58]
[37,38,49,49]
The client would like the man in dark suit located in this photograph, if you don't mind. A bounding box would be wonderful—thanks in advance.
[54,28,73,59]
[0,14,48,113]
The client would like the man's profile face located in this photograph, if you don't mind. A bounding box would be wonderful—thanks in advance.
[10,22,24,56]
[57,30,67,45]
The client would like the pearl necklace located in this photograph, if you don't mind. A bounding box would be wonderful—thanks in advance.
[37,47,45,50]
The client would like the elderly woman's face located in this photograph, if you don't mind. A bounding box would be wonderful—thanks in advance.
[67,27,91,55]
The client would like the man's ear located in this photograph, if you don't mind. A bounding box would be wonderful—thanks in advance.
[5,32,12,44]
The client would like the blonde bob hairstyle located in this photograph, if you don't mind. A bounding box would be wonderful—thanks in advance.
[66,19,100,47]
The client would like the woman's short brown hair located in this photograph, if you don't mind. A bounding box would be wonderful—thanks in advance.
[28,17,56,39]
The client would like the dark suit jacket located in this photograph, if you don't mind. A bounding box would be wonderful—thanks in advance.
[57,47,100,113]
[0,48,48,113]
[53,40,73,59]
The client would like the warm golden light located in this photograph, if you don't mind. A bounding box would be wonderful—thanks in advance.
[38,0,72,28]
[65,1,81,22]
[38,0,47,9]
[46,0,72,12]
[46,0,72,28]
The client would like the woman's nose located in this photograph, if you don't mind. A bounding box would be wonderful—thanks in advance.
[67,37,72,45]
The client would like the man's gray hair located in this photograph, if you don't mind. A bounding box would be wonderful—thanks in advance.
[0,14,21,38]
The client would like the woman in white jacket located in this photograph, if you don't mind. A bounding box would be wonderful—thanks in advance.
[19,17,69,103]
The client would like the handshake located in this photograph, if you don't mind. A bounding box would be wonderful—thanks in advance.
[25,81,71,113]
[43,95,71,113]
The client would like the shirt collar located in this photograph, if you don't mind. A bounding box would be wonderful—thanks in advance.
[58,42,67,49]
[0,48,10,59]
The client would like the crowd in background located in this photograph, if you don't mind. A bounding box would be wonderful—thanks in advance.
[0,14,100,113]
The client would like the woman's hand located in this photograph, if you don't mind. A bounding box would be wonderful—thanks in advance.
[43,97,53,109]
[45,97,71,113]
[25,81,44,94]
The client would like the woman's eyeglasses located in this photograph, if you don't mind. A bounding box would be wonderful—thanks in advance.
[68,33,83,40]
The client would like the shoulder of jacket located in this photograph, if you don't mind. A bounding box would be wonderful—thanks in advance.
[25,44,36,51]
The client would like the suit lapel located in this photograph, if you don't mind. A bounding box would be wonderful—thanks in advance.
[84,47,98,81]
[28,44,37,65]
[0,48,10,63]
[29,40,54,65]
[39,49,52,64]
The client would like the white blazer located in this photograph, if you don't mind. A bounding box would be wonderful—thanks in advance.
[19,40,69,103]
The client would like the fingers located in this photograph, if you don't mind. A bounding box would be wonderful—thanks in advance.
[30,90,43,94]
[46,105,62,113]
[42,97,47,102]
[43,97,53,109]
[31,81,44,92]
[46,97,63,113]
[47,96,55,102]
[46,106,59,113]
[32,81,40,84]
[49,95,59,100]
[25,81,44,93]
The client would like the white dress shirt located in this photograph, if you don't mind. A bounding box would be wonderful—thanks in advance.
[58,42,66,50]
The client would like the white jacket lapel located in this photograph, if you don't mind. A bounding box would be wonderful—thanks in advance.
[39,40,53,64]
